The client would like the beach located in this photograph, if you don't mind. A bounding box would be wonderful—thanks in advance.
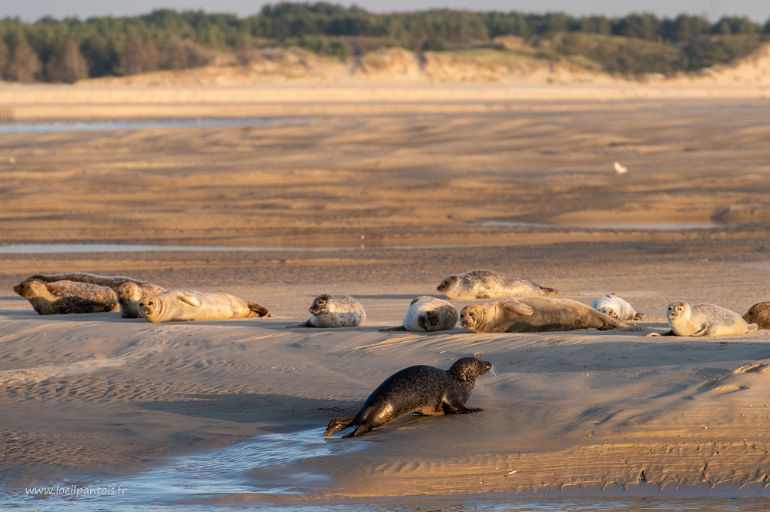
[1,78,770,508]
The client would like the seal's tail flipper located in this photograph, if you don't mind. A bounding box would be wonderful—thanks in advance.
[324,416,356,437]
[248,302,270,317]
[539,286,558,295]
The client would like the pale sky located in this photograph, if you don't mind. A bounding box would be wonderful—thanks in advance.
[1,0,767,22]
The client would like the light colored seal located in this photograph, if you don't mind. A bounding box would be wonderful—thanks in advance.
[591,293,642,321]
[13,278,119,315]
[655,301,758,337]
[117,282,167,318]
[437,269,557,300]
[460,296,631,332]
[744,302,770,329]
[28,272,145,292]
[305,294,366,327]
[382,296,458,332]
[140,290,269,323]
[324,357,493,438]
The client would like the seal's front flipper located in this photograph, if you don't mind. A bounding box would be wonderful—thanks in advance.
[379,325,407,331]
[177,293,201,307]
[444,402,483,414]
[501,301,534,316]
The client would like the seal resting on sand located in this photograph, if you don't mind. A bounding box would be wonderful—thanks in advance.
[324,357,492,438]
[382,296,458,332]
[28,272,145,292]
[591,293,643,321]
[13,279,118,315]
[460,297,631,332]
[437,269,556,300]
[140,290,269,322]
[305,294,366,327]
[743,302,770,329]
[117,282,167,318]
[651,301,758,337]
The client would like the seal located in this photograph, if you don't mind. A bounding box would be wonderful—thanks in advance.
[460,296,631,332]
[591,293,643,321]
[382,296,458,331]
[653,301,758,337]
[437,269,557,300]
[140,290,269,322]
[743,302,770,329]
[324,357,493,438]
[28,272,145,292]
[305,294,366,327]
[117,282,167,318]
[13,278,119,315]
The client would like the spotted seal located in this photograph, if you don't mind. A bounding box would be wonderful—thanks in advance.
[382,296,458,331]
[305,294,366,327]
[140,289,269,322]
[324,357,493,438]
[460,296,631,332]
[591,293,642,321]
[743,302,770,329]
[652,301,758,337]
[437,269,557,300]
[117,282,167,318]
[28,272,145,292]
[13,278,119,315]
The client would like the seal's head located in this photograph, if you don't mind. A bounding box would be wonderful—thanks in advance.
[743,303,770,326]
[309,294,332,315]
[13,279,45,298]
[118,282,142,303]
[449,357,493,382]
[417,310,439,331]
[139,298,162,322]
[667,300,690,322]
[437,275,459,294]
[599,306,618,319]
[460,304,485,330]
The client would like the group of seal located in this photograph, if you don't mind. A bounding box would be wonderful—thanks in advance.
[13,272,270,322]
[10,268,768,440]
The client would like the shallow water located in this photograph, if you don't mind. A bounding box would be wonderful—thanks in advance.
[1,428,362,510]
[0,117,298,134]
[2,425,768,510]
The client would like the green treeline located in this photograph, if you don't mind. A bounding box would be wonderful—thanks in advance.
[1,2,769,82]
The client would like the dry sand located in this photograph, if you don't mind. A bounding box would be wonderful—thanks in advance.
[1,78,770,505]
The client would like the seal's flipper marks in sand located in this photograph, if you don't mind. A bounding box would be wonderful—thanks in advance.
[247,302,270,317]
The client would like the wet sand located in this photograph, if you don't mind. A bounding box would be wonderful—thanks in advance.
[1,94,770,505]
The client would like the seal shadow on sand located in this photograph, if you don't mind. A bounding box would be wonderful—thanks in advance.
[0,309,131,323]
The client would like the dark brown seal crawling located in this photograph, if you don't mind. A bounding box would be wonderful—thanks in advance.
[324,357,492,438]
[13,279,119,315]
[744,302,770,329]
[29,272,145,292]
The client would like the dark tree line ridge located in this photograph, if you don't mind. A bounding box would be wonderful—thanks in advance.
[0,3,768,82]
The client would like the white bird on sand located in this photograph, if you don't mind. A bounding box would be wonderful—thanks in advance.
[613,161,627,174]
